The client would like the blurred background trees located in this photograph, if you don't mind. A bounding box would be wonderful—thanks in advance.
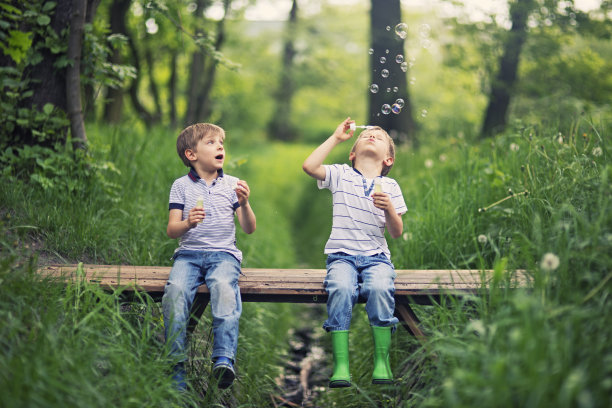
[1,0,611,151]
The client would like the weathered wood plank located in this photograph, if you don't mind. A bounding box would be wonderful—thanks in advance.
[38,264,528,299]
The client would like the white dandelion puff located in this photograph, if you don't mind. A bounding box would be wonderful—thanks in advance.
[540,252,560,272]
[477,234,488,244]
[425,159,434,169]
[510,143,520,152]
[592,147,603,157]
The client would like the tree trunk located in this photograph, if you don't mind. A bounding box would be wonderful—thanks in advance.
[103,0,131,124]
[184,0,208,126]
[66,0,87,148]
[268,0,298,141]
[480,0,534,137]
[369,0,415,145]
[83,0,101,121]
[168,50,178,128]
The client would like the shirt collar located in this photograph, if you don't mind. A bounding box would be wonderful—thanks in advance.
[187,167,224,182]
[352,167,381,178]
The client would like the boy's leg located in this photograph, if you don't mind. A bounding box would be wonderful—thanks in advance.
[324,253,359,387]
[323,253,359,332]
[203,251,242,388]
[162,251,206,388]
[360,255,399,384]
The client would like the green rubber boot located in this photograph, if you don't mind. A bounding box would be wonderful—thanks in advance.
[371,326,393,384]
[329,330,351,388]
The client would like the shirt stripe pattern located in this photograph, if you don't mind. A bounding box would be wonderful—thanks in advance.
[169,169,242,262]
[317,164,407,259]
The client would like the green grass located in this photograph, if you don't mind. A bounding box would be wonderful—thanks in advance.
[0,116,610,407]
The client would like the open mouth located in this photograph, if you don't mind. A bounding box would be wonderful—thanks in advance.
[215,154,224,160]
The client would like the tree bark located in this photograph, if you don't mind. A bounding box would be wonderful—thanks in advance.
[268,0,298,141]
[369,0,415,145]
[103,0,131,124]
[66,0,88,148]
[480,0,535,137]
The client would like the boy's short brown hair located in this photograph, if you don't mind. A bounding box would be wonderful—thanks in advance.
[350,126,396,176]
[176,123,225,167]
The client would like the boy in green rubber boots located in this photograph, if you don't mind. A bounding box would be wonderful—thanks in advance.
[302,118,407,387]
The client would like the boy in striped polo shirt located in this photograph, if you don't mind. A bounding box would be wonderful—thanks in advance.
[302,117,406,387]
[163,123,256,390]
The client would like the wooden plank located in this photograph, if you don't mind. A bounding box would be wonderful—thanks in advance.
[38,264,527,299]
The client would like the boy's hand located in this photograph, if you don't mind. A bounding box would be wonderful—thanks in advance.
[332,117,355,142]
[187,206,205,228]
[372,192,395,212]
[235,180,251,206]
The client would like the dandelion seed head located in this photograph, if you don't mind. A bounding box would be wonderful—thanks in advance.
[510,143,520,152]
[592,147,603,157]
[425,159,434,169]
[540,252,560,272]
[439,154,447,162]
[477,234,488,244]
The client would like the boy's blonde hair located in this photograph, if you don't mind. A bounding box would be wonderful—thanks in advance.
[350,126,395,176]
[176,123,225,167]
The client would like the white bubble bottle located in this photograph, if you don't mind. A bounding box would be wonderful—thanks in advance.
[196,196,204,223]
[374,179,383,193]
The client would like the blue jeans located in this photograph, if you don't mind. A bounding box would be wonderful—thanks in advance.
[162,250,242,362]
[323,252,399,332]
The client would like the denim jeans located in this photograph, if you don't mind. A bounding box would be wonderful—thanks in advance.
[162,250,242,362]
[323,252,399,332]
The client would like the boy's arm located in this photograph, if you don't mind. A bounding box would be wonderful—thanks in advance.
[235,180,256,234]
[167,207,204,239]
[302,117,355,181]
[372,192,403,239]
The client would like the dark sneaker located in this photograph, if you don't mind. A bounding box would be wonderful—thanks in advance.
[212,357,235,389]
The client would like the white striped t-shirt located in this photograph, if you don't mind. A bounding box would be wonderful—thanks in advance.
[169,168,242,262]
[318,164,407,259]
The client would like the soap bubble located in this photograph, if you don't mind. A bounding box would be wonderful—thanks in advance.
[393,86,398,92]
[368,48,374,55]
[400,62,408,72]
[395,54,404,63]
[370,84,379,93]
[381,69,389,78]
[391,103,402,114]
[395,23,408,39]
[395,98,405,108]
[385,49,389,54]
[381,104,392,115]
[386,87,391,92]
[379,56,386,64]
[421,109,428,117]
[386,26,391,31]
[409,77,416,85]
[421,38,432,49]
[419,23,431,38]
[409,56,416,67]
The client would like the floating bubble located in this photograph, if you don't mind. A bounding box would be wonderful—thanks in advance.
[409,77,416,85]
[421,38,432,49]
[386,87,391,93]
[381,69,389,78]
[385,49,389,54]
[379,56,386,64]
[370,84,379,94]
[409,56,416,67]
[368,48,374,55]
[419,23,431,38]
[395,98,405,108]
[421,109,428,117]
[381,104,392,115]
[386,26,391,31]
[391,103,402,114]
[395,54,404,64]
[395,23,408,39]
[393,86,398,92]
[400,61,408,72]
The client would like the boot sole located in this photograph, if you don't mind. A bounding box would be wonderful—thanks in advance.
[212,363,236,389]
[329,379,351,388]
[372,378,393,385]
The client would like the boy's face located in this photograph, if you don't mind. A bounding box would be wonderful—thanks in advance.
[349,131,394,168]
[185,132,225,172]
